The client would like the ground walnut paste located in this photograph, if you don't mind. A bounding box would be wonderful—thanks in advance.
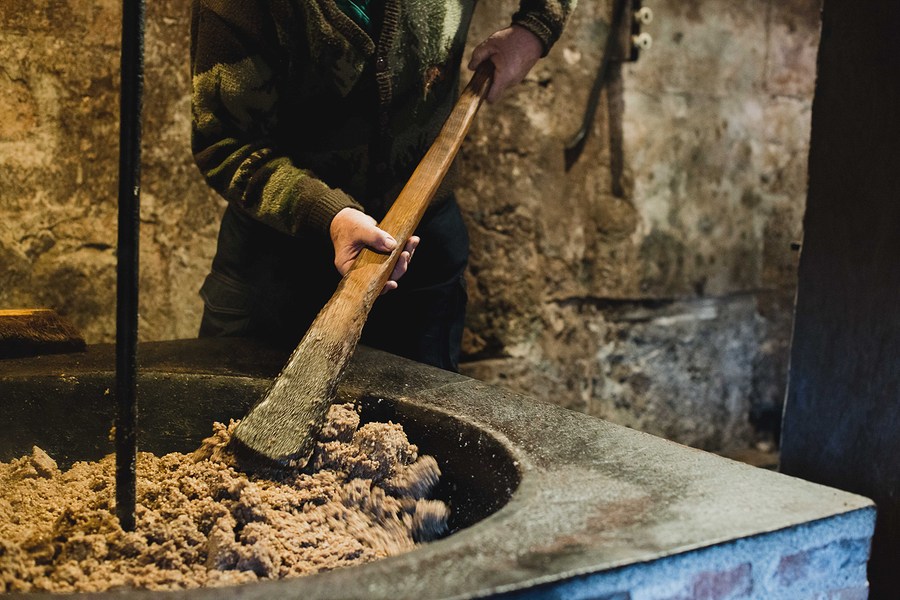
[0,404,448,593]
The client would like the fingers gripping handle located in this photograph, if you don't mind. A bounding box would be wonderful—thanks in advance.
[467,60,495,102]
[347,62,494,296]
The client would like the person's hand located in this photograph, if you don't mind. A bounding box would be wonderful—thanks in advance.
[330,207,420,294]
[380,234,418,294]
[468,25,544,103]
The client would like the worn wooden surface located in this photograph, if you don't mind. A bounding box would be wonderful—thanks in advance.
[0,308,86,358]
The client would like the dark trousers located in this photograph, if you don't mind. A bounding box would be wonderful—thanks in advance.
[198,198,468,371]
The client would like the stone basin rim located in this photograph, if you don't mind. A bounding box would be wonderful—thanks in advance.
[0,339,877,600]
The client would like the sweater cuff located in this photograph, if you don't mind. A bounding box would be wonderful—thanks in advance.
[511,13,556,57]
[304,188,365,236]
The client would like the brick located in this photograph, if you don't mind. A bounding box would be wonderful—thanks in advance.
[817,586,869,600]
[691,563,753,600]
[776,538,871,587]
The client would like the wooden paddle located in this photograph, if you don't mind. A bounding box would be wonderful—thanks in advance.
[231,62,494,467]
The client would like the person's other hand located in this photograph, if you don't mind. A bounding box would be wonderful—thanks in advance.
[468,25,543,103]
[330,207,420,294]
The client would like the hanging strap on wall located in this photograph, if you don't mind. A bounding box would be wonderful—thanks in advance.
[564,0,653,171]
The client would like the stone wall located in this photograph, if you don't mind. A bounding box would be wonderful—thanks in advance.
[458,0,820,451]
[0,0,220,342]
[0,1,821,452]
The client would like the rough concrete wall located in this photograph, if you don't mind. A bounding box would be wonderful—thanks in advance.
[0,1,820,451]
[457,0,820,451]
[0,0,220,342]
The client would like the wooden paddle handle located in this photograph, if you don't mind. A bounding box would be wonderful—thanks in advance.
[343,61,494,301]
[231,64,494,465]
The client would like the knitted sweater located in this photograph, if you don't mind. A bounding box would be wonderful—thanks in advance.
[191,0,575,237]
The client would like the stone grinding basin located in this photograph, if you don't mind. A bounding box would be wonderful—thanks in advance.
[0,371,516,536]
[0,338,875,599]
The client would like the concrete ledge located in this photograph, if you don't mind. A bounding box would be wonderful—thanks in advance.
[0,339,875,598]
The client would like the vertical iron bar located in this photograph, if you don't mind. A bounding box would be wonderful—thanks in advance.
[115,0,145,532]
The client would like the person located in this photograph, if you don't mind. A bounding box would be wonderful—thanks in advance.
[190,0,573,371]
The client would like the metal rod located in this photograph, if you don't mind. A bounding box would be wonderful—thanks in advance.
[115,0,145,532]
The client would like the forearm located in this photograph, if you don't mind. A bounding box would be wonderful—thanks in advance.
[192,121,361,235]
[191,2,362,236]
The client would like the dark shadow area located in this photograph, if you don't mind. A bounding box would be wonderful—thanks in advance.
[779,0,900,596]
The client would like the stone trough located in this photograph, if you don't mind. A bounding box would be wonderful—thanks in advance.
[0,339,875,599]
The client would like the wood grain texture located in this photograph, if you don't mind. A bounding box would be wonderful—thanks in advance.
[232,63,494,466]
[0,308,86,358]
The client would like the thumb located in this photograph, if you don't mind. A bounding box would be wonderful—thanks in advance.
[361,223,397,253]
[468,43,496,71]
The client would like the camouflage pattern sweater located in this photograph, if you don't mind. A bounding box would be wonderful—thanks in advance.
[191,0,575,238]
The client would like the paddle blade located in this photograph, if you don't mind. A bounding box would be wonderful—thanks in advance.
[231,325,358,467]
